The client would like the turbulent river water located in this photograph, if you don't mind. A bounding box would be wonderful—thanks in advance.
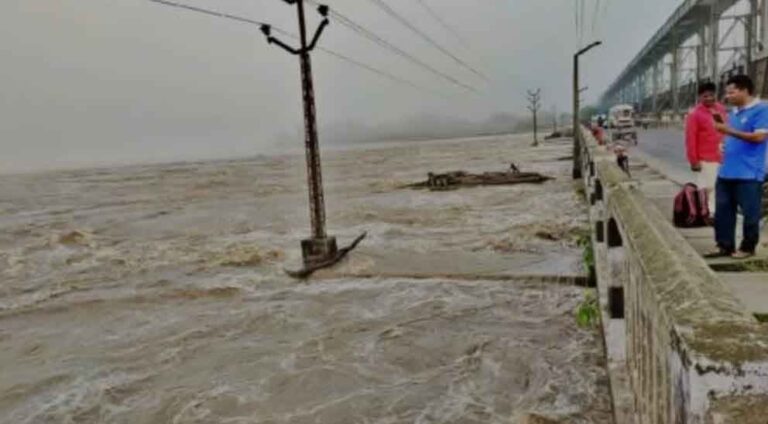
[0,135,612,423]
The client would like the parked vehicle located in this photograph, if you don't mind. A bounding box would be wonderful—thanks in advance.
[608,104,638,144]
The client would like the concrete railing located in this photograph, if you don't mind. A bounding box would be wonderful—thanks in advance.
[578,127,768,423]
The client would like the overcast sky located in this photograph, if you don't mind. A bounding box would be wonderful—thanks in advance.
[1,0,682,172]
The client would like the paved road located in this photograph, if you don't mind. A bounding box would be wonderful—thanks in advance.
[611,127,695,185]
[634,127,688,170]
[632,126,768,184]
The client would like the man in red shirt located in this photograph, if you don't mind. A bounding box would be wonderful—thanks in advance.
[685,82,727,213]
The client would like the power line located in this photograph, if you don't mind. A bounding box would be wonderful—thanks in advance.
[315,47,450,98]
[579,0,585,45]
[413,0,493,85]
[591,0,601,35]
[305,0,478,92]
[276,29,449,97]
[574,0,580,45]
[365,0,488,82]
[148,0,289,36]
[147,0,445,97]
[414,0,471,49]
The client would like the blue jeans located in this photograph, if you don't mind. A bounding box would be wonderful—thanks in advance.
[715,178,764,253]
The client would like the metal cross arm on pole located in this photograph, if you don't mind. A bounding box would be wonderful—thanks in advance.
[308,19,330,51]
[261,25,302,54]
[259,6,329,55]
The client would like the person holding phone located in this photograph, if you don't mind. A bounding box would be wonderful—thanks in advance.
[685,82,727,215]
[708,75,768,259]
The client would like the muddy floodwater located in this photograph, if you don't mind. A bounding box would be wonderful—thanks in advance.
[0,135,612,423]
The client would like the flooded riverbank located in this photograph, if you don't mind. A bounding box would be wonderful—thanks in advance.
[0,134,612,423]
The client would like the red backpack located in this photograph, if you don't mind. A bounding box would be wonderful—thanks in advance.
[673,183,710,228]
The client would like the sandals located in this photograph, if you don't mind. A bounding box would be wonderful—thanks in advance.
[704,248,734,258]
[731,250,756,260]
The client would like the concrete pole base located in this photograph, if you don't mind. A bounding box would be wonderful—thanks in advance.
[301,236,338,267]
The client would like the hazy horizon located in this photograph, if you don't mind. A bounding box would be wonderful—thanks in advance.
[2,0,681,171]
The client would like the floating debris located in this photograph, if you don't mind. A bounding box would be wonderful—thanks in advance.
[53,230,93,247]
[406,163,552,191]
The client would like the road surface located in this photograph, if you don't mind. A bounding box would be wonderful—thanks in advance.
[635,127,688,171]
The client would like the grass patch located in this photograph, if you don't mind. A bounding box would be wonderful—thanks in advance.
[755,313,768,323]
[576,291,600,328]
[710,259,768,273]
[578,233,595,271]
[574,183,587,201]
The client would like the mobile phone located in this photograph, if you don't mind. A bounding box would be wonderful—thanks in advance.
[712,113,724,124]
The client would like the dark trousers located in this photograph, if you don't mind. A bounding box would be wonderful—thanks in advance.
[715,178,764,253]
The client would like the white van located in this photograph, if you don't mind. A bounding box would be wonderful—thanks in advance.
[608,104,637,144]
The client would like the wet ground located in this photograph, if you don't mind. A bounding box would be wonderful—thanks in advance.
[0,134,612,423]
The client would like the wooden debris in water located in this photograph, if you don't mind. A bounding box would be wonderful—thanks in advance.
[405,163,552,191]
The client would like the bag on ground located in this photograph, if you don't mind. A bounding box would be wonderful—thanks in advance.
[673,183,710,228]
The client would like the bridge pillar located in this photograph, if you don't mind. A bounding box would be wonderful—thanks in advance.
[761,0,768,55]
[747,0,758,77]
[671,32,681,119]
[697,27,706,82]
[708,5,721,82]
[652,58,661,118]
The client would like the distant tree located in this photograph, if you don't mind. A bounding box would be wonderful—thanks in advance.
[579,105,599,122]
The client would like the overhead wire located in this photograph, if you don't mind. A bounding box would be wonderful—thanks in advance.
[579,0,586,45]
[591,0,601,36]
[414,0,471,49]
[574,0,581,47]
[315,47,451,98]
[413,0,495,85]
[304,0,478,92]
[148,0,288,36]
[364,0,489,81]
[146,0,447,97]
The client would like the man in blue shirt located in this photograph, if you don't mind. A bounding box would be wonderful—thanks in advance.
[710,75,768,259]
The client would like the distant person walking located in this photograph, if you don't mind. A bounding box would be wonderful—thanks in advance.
[685,82,727,215]
[590,122,605,145]
[709,75,768,259]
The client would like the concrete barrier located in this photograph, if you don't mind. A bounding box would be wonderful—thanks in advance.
[578,127,768,423]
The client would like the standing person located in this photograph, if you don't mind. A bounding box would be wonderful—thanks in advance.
[708,75,768,259]
[685,82,727,215]
[591,122,605,145]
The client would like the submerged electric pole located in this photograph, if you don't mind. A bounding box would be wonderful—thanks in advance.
[527,89,541,146]
[149,0,363,276]
[261,1,364,274]
[551,105,558,133]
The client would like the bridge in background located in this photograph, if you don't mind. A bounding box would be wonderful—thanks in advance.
[600,0,768,115]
